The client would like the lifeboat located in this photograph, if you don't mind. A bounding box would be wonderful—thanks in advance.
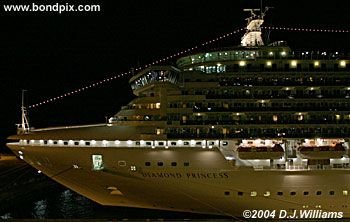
[237,144,284,160]
[297,143,346,159]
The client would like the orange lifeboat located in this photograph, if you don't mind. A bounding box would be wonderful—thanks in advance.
[237,144,284,160]
[297,143,346,159]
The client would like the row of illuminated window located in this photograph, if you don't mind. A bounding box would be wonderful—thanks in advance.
[169,101,350,111]
[218,76,350,87]
[224,190,349,197]
[166,127,350,138]
[183,61,350,73]
[181,88,350,99]
[19,139,227,149]
[130,70,179,90]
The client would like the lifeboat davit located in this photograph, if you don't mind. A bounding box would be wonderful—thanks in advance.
[237,144,284,160]
[297,143,346,159]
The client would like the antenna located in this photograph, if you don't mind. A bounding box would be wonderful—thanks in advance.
[19,89,30,134]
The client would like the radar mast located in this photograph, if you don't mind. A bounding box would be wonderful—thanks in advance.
[17,89,30,134]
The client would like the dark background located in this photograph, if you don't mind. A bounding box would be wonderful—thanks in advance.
[1,0,350,152]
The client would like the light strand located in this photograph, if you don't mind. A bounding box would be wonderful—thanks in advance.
[262,26,350,33]
[28,26,350,109]
[28,27,245,109]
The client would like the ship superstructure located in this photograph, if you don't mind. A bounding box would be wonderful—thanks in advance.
[6,9,350,218]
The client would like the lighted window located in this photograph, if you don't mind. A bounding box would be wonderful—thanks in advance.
[343,190,348,196]
[264,191,270,197]
[250,191,257,197]
[92,154,104,170]
[266,61,272,67]
[314,61,320,67]
[291,60,297,67]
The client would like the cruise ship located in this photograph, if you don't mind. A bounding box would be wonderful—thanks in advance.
[6,8,350,218]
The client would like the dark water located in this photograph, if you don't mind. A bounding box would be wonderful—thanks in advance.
[0,157,230,221]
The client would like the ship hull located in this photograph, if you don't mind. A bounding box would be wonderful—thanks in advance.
[6,142,350,218]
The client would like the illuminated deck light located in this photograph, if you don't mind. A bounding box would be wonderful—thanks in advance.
[291,60,297,67]
[18,151,23,155]
[340,60,346,67]
[102,140,109,146]
[239,61,246,66]
[281,51,287,56]
[314,61,320,67]
[266,61,272,66]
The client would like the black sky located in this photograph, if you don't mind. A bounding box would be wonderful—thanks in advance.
[1,0,350,150]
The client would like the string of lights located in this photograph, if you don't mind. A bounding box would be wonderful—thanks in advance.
[28,27,245,109]
[262,26,350,33]
[28,26,350,109]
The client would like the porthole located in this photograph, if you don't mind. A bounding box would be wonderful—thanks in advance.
[184,142,189,145]
[316,191,322,195]
[157,162,164,166]
[238,191,243,196]
[303,191,309,196]
[250,191,257,197]
[184,162,190,167]
[277,192,283,196]
[222,141,228,146]
[171,142,176,146]
[74,142,79,146]
[224,191,230,196]
[145,162,151,166]
[290,191,296,196]
[64,142,68,145]
[146,142,152,146]
[171,162,177,167]
[85,142,90,146]
[329,191,335,195]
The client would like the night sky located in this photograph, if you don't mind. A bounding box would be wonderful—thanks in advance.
[1,0,350,151]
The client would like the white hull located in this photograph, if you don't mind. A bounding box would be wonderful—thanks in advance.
[7,142,350,218]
